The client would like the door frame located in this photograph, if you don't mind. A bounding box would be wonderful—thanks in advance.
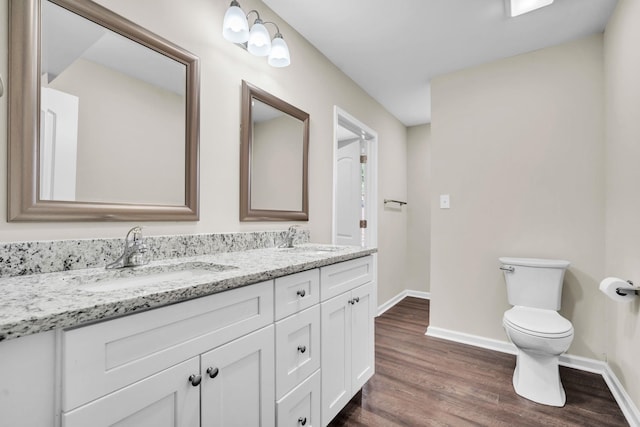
[332,106,378,248]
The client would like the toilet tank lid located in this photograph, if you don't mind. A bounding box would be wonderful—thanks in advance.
[499,257,570,269]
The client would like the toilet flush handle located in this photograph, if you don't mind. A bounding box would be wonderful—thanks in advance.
[500,266,515,273]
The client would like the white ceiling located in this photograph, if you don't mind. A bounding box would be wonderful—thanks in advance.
[262,0,618,126]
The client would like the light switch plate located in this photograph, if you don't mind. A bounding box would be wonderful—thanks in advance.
[440,194,450,209]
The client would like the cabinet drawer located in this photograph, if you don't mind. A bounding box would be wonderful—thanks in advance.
[62,280,274,411]
[320,256,373,301]
[62,357,200,427]
[276,370,320,427]
[275,305,320,399]
[275,269,319,320]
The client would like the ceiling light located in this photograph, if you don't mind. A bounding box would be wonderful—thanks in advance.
[509,0,554,17]
[222,2,291,67]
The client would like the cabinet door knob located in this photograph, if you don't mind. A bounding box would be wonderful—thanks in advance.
[188,374,202,387]
[354,297,360,303]
[348,298,354,305]
[298,417,307,426]
[297,345,307,354]
[296,289,306,297]
[206,366,219,379]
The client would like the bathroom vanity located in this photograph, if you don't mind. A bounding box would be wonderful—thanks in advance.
[0,237,376,427]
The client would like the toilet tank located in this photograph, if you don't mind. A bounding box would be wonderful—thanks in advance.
[499,257,570,310]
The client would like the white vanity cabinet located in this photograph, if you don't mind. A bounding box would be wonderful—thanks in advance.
[61,280,275,427]
[320,257,375,427]
[0,252,375,427]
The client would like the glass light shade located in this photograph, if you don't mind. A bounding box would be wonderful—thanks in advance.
[268,37,290,67]
[247,22,271,56]
[222,5,249,43]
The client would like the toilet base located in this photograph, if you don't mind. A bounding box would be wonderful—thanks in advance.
[512,349,566,407]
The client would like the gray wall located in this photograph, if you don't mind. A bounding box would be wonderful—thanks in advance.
[429,34,606,360]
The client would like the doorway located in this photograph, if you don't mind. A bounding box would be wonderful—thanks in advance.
[332,107,378,248]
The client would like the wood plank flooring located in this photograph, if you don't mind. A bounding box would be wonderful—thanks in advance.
[328,297,627,427]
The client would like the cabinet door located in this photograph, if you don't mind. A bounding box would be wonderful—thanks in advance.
[201,325,275,427]
[320,292,352,426]
[62,357,200,427]
[350,282,375,391]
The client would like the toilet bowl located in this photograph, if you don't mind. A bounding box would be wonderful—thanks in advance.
[503,306,574,406]
[499,257,573,407]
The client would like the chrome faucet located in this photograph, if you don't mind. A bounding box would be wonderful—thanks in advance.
[280,225,301,248]
[106,226,150,269]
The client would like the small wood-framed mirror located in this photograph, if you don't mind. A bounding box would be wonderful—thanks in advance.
[240,81,309,221]
[8,0,200,221]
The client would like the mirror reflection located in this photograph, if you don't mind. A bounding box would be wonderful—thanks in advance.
[240,81,309,221]
[250,98,304,211]
[40,0,187,205]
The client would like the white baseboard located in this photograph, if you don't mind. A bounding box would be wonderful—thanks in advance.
[603,364,640,427]
[377,289,430,316]
[426,326,518,355]
[425,326,639,427]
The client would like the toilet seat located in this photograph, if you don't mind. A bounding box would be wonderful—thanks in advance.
[504,306,573,338]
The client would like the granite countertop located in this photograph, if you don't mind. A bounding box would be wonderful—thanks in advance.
[0,244,376,342]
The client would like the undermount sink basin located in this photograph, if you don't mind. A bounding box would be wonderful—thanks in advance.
[278,245,344,254]
[79,262,237,292]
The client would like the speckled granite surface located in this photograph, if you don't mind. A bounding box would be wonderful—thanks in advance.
[0,242,376,342]
[0,229,309,278]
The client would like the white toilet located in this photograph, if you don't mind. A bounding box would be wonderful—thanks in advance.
[499,257,574,407]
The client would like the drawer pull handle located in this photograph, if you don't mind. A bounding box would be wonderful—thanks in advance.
[297,345,307,354]
[298,417,307,426]
[206,367,219,379]
[296,289,306,297]
[188,374,202,387]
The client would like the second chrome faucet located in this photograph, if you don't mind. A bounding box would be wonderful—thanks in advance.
[106,226,150,269]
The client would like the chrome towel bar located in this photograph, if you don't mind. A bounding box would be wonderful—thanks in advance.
[384,199,407,206]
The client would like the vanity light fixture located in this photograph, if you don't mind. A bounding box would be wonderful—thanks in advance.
[222,1,291,67]
[508,0,554,17]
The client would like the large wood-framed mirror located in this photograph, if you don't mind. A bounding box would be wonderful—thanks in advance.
[240,81,309,221]
[8,0,200,221]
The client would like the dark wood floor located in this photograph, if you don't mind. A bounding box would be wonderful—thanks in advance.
[328,297,627,427]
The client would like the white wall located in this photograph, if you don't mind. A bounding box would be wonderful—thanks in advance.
[604,0,640,408]
[430,34,606,359]
[406,124,431,293]
[0,0,408,305]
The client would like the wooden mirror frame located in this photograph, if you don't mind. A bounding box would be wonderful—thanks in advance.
[240,81,309,221]
[7,0,200,221]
